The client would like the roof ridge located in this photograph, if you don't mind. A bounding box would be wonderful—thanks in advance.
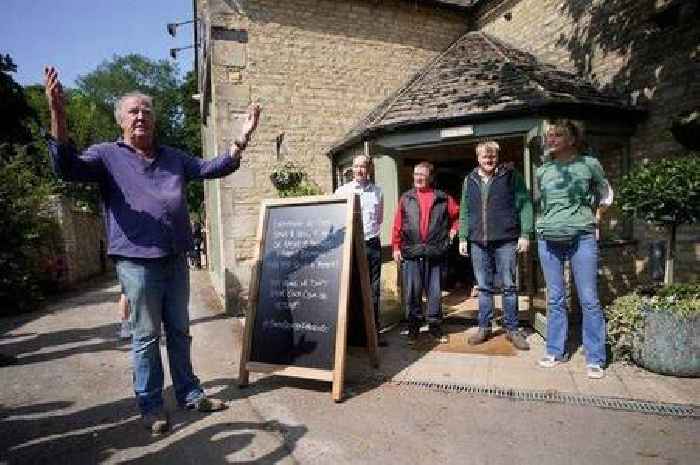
[366,35,470,128]
[479,31,547,96]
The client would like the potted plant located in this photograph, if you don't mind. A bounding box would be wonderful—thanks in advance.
[671,110,700,151]
[608,154,700,376]
[606,284,700,377]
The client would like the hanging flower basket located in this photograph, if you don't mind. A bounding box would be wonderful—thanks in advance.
[670,110,700,150]
[270,161,305,190]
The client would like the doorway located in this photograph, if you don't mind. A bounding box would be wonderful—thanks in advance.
[396,135,531,321]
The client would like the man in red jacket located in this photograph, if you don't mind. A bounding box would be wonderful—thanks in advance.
[392,161,459,345]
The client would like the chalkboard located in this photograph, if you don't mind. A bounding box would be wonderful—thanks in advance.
[238,195,378,402]
[251,202,346,369]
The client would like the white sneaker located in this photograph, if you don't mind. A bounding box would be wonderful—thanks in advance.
[538,354,561,368]
[586,364,605,379]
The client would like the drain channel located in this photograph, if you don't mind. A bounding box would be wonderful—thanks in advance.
[389,379,697,418]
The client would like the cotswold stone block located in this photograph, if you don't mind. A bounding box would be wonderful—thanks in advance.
[213,41,246,67]
[228,165,255,189]
[216,84,251,107]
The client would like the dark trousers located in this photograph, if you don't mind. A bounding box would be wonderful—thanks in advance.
[365,237,382,329]
[403,256,443,326]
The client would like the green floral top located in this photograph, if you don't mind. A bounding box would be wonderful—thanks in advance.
[535,153,612,241]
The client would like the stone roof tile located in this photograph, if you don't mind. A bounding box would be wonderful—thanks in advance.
[331,31,639,154]
[434,0,481,7]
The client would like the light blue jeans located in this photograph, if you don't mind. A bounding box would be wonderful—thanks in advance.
[471,240,519,331]
[116,254,204,414]
[537,234,606,366]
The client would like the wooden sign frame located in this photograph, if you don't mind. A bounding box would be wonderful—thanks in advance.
[238,194,378,402]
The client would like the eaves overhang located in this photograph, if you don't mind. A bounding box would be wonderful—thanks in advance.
[327,101,646,158]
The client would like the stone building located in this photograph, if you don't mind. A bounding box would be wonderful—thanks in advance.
[196,0,470,313]
[194,0,699,330]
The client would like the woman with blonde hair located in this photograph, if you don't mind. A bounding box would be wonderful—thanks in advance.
[535,119,613,379]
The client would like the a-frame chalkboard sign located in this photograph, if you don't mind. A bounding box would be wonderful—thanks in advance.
[238,194,378,402]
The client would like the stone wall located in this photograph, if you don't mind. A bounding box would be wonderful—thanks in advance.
[45,195,110,289]
[201,0,469,310]
[476,0,700,284]
[476,0,699,161]
[598,242,640,304]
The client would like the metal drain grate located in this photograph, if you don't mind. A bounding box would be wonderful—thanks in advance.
[389,379,698,418]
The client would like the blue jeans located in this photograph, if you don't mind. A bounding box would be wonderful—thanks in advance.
[402,257,443,325]
[471,240,519,331]
[115,254,204,414]
[537,234,606,366]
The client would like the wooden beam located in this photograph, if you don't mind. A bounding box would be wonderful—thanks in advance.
[246,362,334,382]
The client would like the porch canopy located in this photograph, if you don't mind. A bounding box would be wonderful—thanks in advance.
[328,31,644,164]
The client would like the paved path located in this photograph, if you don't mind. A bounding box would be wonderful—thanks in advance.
[1,272,698,464]
[370,324,700,406]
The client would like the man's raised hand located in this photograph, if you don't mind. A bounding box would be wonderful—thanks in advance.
[230,103,261,158]
[44,66,64,111]
[44,66,68,142]
[241,103,261,141]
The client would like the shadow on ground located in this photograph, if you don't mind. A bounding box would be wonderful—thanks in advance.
[1,378,306,465]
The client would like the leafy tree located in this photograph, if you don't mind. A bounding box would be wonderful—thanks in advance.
[24,85,102,211]
[76,54,182,146]
[181,70,202,156]
[0,56,60,314]
[181,70,204,219]
[617,155,700,284]
[0,54,34,154]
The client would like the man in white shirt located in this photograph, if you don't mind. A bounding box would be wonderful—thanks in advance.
[335,155,385,346]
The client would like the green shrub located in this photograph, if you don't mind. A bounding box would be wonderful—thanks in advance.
[605,283,700,361]
[655,283,700,300]
[0,144,63,315]
[648,283,700,318]
[605,293,646,362]
[1,55,65,314]
[617,155,700,226]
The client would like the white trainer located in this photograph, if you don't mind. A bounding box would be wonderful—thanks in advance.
[587,364,605,379]
[538,354,561,368]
